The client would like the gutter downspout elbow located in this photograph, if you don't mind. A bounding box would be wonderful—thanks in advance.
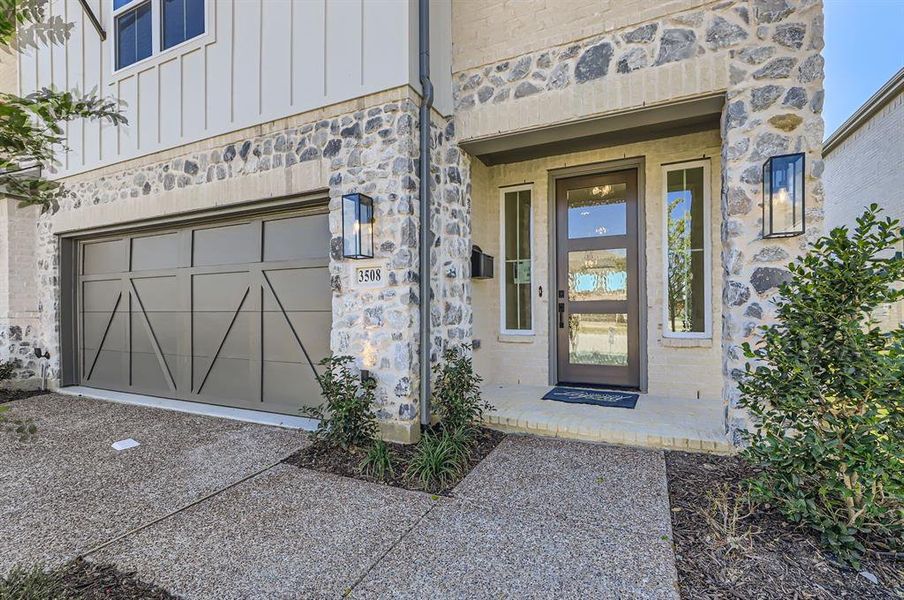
[418,0,434,428]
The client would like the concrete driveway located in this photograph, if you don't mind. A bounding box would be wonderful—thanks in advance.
[1,394,679,599]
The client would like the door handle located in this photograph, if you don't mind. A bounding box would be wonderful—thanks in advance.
[558,302,565,329]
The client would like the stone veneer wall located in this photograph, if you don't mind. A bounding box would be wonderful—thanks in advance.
[15,89,470,441]
[720,0,825,443]
[455,0,826,444]
[428,118,473,365]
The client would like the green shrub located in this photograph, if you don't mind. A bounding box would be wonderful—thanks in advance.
[738,205,904,564]
[432,345,491,432]
[309,355,378,451]
[405,429,467,492]
[0,359,16,382]
[0,565,66,600]
[359,439,394,480]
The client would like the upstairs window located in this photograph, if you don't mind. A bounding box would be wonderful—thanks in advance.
[115,1,152,70]
[114,0,205,71]
[162,0,205,50]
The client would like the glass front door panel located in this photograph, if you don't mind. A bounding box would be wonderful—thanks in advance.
[566,183,627,239]
[567,249,627,301]
[567,313,629,366]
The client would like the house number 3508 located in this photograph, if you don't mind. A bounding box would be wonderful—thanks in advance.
[356,267,383,287]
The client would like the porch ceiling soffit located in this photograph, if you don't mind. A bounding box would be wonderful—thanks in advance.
[461,94,725,166]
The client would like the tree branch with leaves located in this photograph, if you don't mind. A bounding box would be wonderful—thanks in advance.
[0,0,125,212]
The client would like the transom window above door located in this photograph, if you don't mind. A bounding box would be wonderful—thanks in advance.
[114,0,206,71]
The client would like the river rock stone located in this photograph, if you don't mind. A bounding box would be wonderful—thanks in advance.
[655,29,697,65]
[753,57,796,79]
[575,42,613,83]
[751,267,793,294]
[753,246,790,262]
[782,86,808,109]
[768,113,803,131]
[773,23,806,48]
[751,85,783,110]
[617,47,648,73]
[622,23,658,43]
[706,16,747,49]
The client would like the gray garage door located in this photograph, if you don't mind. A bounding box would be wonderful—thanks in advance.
[77,206,331,415]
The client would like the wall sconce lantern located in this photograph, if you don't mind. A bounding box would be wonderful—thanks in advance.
[342,193,374,259]
[762,153,805,239]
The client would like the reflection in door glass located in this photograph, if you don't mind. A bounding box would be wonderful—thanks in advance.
[568,313,628,366]
[568,249,627,301]
[567,183,627,239]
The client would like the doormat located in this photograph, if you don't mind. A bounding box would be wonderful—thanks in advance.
[542,386,639,409]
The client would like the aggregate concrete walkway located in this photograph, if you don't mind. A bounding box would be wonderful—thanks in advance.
[1,394,679,599]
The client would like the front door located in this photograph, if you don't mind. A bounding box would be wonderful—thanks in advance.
[556,170,640,388]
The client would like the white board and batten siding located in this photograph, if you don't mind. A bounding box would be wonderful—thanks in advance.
[18,0,452,178]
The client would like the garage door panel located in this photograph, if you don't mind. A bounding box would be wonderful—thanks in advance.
[193,356,254,400]
[263,267,331,312]
[263,214,331,262]
[77,206,330,416]
[131,351,178,393]
[193,223,258,267]
[192,312,253,360]
[82,280,124,312]
[82,310,127,353]
[131,312,187,356]
[262,312,331,364]
[132,233,181,271]
[82,239,127,275]
[84,349,125,387]
[193,272,251,312]
[262,362,322,410]
[131,276,182,312]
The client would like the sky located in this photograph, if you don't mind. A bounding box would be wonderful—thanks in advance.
[822,0,904,137]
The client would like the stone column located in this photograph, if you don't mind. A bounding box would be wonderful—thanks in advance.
[326,99,424,443]
[720,0,825,443]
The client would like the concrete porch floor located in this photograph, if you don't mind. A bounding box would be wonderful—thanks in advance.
[482,384,733,454]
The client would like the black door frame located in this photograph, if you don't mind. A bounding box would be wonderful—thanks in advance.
[546,157,648,392]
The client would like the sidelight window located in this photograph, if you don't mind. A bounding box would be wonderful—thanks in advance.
[663,161,711,338]
[500,186,533,334]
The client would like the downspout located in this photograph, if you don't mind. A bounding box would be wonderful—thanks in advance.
[418,0,434,428]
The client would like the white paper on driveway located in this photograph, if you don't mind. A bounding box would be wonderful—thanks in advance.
[111,438,140,451]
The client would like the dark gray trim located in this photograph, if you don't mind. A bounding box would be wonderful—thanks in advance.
[59,238,79,386]
[463,94,724,166]
[78,0,107,41]
[418,0,434,427]
[56,192,329,239]
[546,157,647,391]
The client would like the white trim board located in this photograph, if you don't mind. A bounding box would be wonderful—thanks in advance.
[57,386,318,431]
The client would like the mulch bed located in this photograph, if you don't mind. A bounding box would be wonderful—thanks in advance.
[666,451,902,599]
[57,559,179,599]
[284,426,505,496]
[0,389,48,405]
[1,558,178,599]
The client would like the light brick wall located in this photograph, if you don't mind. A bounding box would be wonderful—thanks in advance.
[824,89,904,228]
[0,200,42,387]
[0,52,17,94]
[452,0,711,71]
[472,129,724,403]
[824,86,904,330]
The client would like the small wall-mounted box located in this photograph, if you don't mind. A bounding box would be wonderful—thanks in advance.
[471,245,494,279]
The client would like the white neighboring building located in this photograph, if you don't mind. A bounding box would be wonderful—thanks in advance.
[823,67,904,330]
